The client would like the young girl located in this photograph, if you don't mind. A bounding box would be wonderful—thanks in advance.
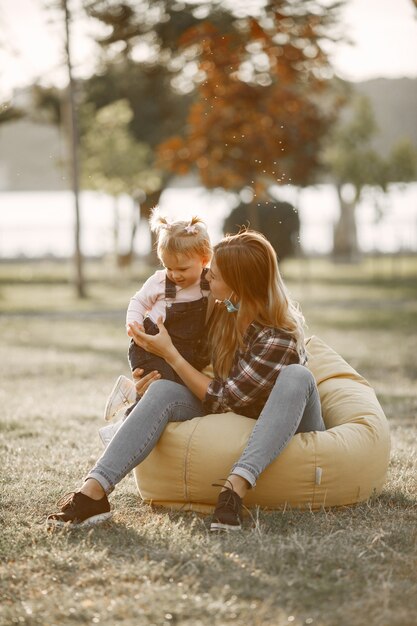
[100,209,213,445]
[47,230,325,531]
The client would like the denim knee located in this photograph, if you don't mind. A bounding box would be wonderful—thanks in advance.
[281,364,315,387]
[145,378,183,397]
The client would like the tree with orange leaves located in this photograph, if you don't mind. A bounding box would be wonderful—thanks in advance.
[86,1,343,244]
[157,1,343,202]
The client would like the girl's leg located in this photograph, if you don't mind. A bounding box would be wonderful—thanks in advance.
[231,364,325,488]
[87,379,205,494]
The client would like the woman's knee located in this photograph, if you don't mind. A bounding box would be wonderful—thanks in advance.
[145,378,183,398]
[280,364,315,387]
[148,378,178,391]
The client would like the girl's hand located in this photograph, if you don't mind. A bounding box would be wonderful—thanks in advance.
[128,319,177,361]
[132,368,161,397]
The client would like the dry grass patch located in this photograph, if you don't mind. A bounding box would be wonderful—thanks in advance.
[1,258,416,626]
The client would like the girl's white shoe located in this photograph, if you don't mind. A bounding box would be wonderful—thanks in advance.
[103,375,136,421]
[99,419,123,447]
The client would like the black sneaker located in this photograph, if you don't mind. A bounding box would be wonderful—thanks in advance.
[46,491,112,528]
[210,481,242,532]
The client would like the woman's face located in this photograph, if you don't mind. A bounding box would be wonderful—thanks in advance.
[207,257,232,301]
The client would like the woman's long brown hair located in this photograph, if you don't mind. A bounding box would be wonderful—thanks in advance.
[209,230,305,378]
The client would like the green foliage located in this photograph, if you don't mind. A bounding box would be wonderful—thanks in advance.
[86,0,235,57]
[80,99,162,195]
[323,96,386,196]
[388,138,417,183]
[83,1,227,153]
[31,85,62,125]
[84,60,192,152]
[0,101,24,124]
[324,95,417,194]
[322,94,417,259]
[352,77,417,156]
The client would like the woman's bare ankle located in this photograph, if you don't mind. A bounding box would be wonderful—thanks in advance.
[80,478,106,500]
[222,474,249,499]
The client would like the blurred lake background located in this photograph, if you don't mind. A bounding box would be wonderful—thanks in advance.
[1,1,416,273]
[1,182,417,259]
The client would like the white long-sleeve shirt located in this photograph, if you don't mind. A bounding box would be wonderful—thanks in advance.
[126,269,210,327]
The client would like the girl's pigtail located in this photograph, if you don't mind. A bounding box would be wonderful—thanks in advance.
[149,206,172,233]
[184,215,203,235]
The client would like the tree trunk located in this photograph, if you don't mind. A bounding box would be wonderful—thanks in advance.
[113,196,133,268]
[128,195,139,257]
[113,195,120,255]
[118,195,140,267]
[332,184,360,262]
[62,0,86,298]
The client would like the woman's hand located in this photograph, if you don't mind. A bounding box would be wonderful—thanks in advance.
[128,319,178,362]
[132,368,161,397]
[130,321,211,402]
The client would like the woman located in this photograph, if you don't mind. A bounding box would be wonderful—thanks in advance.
[47,230,325,531]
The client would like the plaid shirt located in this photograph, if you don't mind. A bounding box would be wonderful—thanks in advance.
[203,323,306,419]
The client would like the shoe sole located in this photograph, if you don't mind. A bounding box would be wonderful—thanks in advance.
[104,376,135,421]
[103,376,125,421]
[210,521,242,532]
[46,512,113,529]
[98,425,120,447]
[99,434,112,447]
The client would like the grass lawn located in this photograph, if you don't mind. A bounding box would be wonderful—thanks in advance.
[0,256,416,626]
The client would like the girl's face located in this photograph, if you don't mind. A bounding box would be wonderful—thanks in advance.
[207,257,232,301]
[160,250,208,289]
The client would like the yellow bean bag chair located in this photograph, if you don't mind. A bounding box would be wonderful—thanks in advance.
[134,336,390,512]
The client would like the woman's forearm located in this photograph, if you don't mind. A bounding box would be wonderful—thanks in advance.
[166,351,211,401]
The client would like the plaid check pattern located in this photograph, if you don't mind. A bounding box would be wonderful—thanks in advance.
[204,323,305,419]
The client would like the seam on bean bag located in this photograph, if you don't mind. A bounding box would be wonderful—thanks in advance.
[182,417,203,502]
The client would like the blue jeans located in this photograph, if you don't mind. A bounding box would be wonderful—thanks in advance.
[87,364,325,494]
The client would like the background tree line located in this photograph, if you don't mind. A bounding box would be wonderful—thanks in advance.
[2,0,416,294]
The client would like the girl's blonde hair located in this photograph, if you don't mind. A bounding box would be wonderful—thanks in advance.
[150,207,212,262]
[209,229,305,378]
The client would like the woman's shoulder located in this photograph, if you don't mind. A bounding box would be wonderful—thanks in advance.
[249,322,294,342]
[249,323,306,362]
